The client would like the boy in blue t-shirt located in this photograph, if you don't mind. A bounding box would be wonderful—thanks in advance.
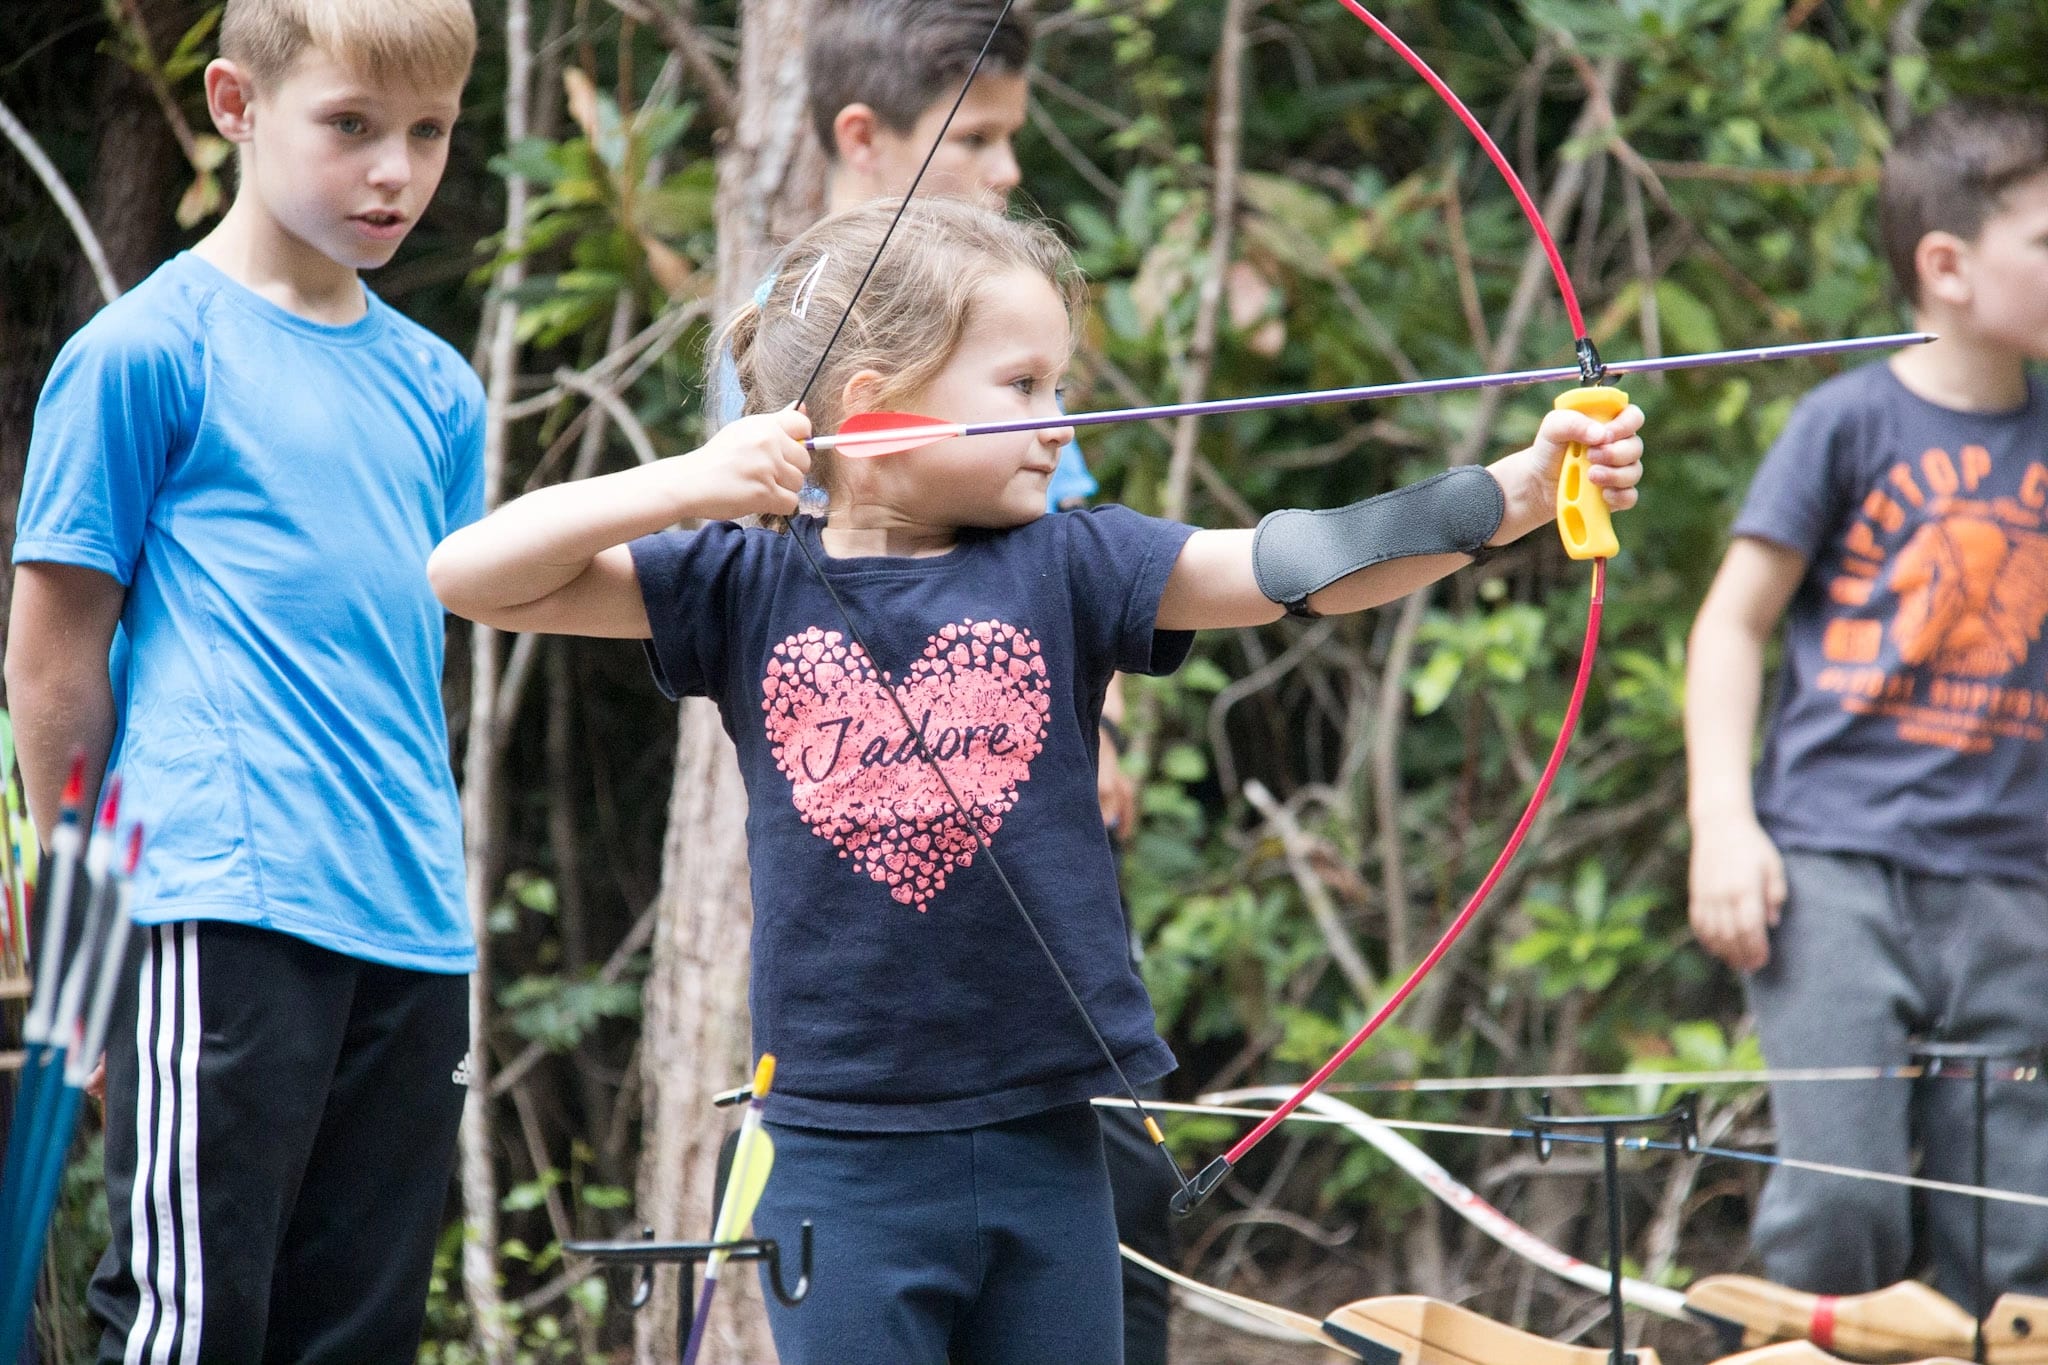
[1685,98,2048,1304]
[6,0,484,1357]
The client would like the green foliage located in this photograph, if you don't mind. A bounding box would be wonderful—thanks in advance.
[420,1222,609,1365]
[498,972,644,1050]
[1502,860,1669,999]
[1410,599,1548,717]
[422,1140,625,1361]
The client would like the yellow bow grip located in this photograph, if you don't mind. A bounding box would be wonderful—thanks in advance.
[1552,386,1629,560]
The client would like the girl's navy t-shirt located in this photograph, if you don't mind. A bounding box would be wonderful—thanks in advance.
[631,507,1195,1130]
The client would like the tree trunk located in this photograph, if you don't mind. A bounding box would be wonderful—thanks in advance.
[633,2,823,1360]
[457,1,534,1359]
[0,0,185,649]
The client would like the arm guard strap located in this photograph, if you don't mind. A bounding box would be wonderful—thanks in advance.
[1251,466,1506,618]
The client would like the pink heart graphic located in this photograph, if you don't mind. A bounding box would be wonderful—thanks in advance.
[761,619,1051,910]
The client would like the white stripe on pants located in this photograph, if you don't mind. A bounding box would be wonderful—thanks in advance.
[122,924,202,1365]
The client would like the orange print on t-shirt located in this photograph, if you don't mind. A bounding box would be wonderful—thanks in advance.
[1813,449,2048,751]
[1889,509,2048,676]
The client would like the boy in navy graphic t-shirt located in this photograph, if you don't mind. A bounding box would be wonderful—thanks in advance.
[1685,98,2048,1304]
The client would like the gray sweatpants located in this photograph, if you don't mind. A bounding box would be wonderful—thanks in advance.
[1745,849,2048,1303]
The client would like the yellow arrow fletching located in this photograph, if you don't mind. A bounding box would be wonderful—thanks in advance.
[708,1053,780,1267]
[708,1125,776,1259]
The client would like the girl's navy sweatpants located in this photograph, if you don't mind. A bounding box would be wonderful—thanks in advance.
[752,1102,1124,1364]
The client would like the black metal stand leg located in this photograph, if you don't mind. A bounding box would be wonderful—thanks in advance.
[1910,1039,2046,1365]
[1603,1128,1626,1365]
[680,1263,696,1363]
[1523,1099,1697,1365]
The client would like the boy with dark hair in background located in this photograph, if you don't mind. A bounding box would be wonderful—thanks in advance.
[804,0,1030,214]
[1686,97,2048,1303]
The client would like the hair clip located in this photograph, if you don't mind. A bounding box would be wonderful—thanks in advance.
[790,253,832,321]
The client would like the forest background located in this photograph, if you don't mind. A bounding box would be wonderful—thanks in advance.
[4,1,2047,1362]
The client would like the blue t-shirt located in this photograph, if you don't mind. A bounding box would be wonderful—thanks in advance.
[14,252,484,971]
[630,507,1194,1129]
[1047,438,1098,510]
[1736,361,2048,884]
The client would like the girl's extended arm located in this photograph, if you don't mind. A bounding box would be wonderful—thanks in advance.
[1157,404,1644,630]
[428,411,811,637]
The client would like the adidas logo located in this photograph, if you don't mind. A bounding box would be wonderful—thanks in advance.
[452,1052,473,1087]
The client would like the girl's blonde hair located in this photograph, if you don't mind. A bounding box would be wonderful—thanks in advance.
[719,197,1085,500]
[221,0,477,93]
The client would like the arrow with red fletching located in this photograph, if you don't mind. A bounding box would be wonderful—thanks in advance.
[804,332,1931,459]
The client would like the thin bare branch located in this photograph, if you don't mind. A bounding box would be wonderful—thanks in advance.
[1162,0,1255,522]
[1207,620,1334,796]
[603,0,737,127]
[1640,158,1875,187]
[457,0,535,1354]
[1244,780,1377,1004]
[510,1078,578,1248]
[554,366,663,467]
[1026,95,1121,201]
[1442,167,1491,360]
[0,96,119,305]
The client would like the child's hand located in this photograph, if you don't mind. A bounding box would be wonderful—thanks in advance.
[678,409,813,521]
[1486,400,1645,546]
[1530,400,1646,511]
[1687,809,1786,973]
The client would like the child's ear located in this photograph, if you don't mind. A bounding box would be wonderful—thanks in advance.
[205,58,260,143]
[1914,229,1972,309]
[839,368,891,418]
[831,103,883,172]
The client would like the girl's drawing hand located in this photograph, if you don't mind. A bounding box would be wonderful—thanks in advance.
[684,409,814,521]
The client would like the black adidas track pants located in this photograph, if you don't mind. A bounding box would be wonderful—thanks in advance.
[88,921,468,1365]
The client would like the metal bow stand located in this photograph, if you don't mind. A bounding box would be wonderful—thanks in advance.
[1524,1097,1699,1365]
[564,1222,813,1357]
[1912,1040,2044,1363]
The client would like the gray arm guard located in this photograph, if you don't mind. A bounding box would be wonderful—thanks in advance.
[1251,466,1506,618]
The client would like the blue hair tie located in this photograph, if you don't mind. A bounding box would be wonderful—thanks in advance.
[752,270,780,308]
